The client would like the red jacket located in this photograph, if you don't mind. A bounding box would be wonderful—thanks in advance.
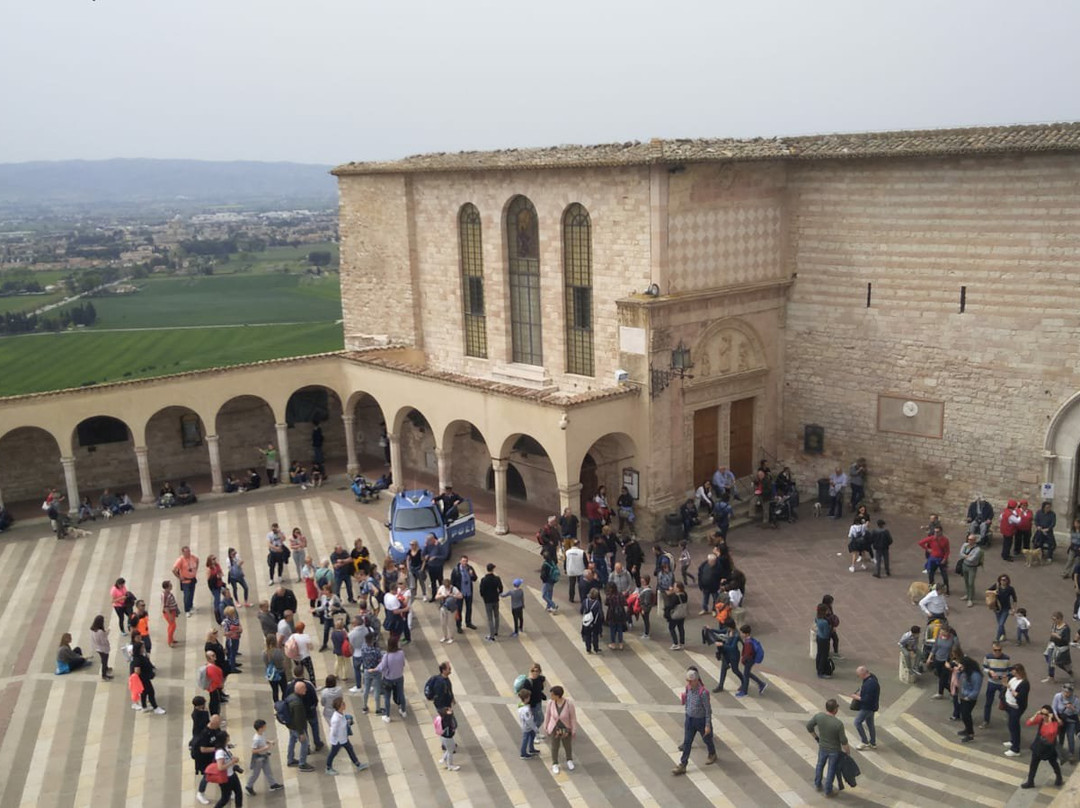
[206,662,224,693]
[918,534,950,561]
[999,508,1017,538]
[1017,508,1034,532]
[1027,713,1060,744]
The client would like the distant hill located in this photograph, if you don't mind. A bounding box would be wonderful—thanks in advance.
[0,159,337,212]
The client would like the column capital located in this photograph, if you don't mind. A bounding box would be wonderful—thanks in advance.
[388,433,400,447]
[558,482,584,496]
[206,433,220,444]
[341,414,356,425]
[134,445,149,457]
[490,457,509,472]
[60,455,76,469]
[275,422,288,430]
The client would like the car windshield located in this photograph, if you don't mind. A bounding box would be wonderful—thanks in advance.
[395,506,440,530]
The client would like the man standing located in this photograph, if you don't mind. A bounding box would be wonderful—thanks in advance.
[330,544,355,603]
[258,443,280,485]
[918,584,949,622]
[431,661,455,713]
[565,540,586,603]
[172,545,199,618]
[712,497,733,540]
[267,523,288,585]
[828,466,848,519]
[697,554,721,615]
[624,534,644,588]
[558,507,579,545]
[311,423,324,466]
[269,586,297,623]
[807,698,849,796]
[479,563,504,642]
[672,669,716,775]
[850,666,880,750]
[979,643,1012,729]
[291,621,316,683]
[288,665,324,752]
[967,495,994,544]
[423,533,450,602]
[347,614,371,692]
[1000,499,1020,562]
[204,650,226,716]
[450,556,478,632]
[285,681,315,772]
[435,486,463,523]
[918,527,951,595]
[257,600,278,639]
[869,520,893,578]
[609,562,633,597]
[848,458,867,509]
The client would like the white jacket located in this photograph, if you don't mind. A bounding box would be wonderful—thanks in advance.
[565,547,586,577]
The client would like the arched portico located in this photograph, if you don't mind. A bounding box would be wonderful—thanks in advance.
[344,390,388,476]
[390,406,437,491]
[1044,391,1080,518]
[144,406,211,497]
[216,395,277,486]
[492,432,561,534]
[285,385,345,474]
[573,431,639,522]
[71,415,140,506]
[0,426,64,508]
[440,420,493,495]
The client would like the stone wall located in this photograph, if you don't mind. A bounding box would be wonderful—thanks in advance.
[146,407,212,486]
[216,397,277,478]
[781,153,1080,513]
[0,427,63,502]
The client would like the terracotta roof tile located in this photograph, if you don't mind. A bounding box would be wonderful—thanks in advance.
[333,122,1080,175]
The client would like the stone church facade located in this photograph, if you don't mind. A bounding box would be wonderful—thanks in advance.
[3,123,1080,528]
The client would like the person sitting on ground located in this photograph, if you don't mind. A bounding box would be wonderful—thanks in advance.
[224,473,240,494]
[100,489,121,516]
[695,480,715,514]
[351,475,376,503]
[78,496,96,523]
[310,463,325,488]
[246,468,261,490]
[57,632,90,673]
[158,482,177,508]
[176,481,197,506]
[118,492,135,513]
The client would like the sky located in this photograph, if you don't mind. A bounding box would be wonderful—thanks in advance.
[2,0,1079,166]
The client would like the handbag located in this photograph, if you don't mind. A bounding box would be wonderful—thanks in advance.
[953,558,964,575]
[984,589,999,610]
[849,698,860,711]
[204,761,229,784]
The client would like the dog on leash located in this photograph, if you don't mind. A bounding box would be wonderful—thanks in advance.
[908,581,930,604]
[812,502,823,517]
[1021,548,1047,567]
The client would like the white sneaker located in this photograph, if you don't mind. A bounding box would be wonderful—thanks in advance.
[848,566,855,573]
[446,764,460,771]
[348,686,361,693]
[382,715,391,723]
[856,743,871,750]
[131,702,142,710]
[670,643,679,650]
[398,709,407,718]
[439,638,446,643]
[446,638,453,644]
[196,793,211,805]
[154,707,166,714]
[552,764,560,774]
[859,563,867,570]
[566,760,575,771]
[1004,750,1020,757]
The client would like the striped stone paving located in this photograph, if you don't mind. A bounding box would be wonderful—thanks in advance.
[0,489,1062,808]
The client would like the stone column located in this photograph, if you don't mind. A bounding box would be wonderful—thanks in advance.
[342,414,359,476]
[275,423,290,482]
[60,456,80,514]
[134,446,154,504]
[435,448,450,492]
[558,481,584,519]
[388,433,403,493]
[491,457,509,535]
[206,435,224,494]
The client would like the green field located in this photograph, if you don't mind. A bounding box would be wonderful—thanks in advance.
[84,273,342,328]
[222,242,338,274]
[0,321,344,396]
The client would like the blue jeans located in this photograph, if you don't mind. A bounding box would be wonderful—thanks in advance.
[307,713,323,747]
[983,682,1004,723]
[679,715,716,766]
[814,748,840,793]
[210,586,222,620]
[352,656,364,689]
[520,729,536,757]
[718,654,742,691]
[334,574,353,601]
[531,704,544,735]
[326,740,359,769]
[541,582,556,610]
[362,671,381,711]
[994,608,1009,641]
[1060,718,1079,755]
[609,624,624,644]
[180,581,195,613]
[702,590,717,612]
[225,637,238,670]
[1006,705,1022,753]
[739,660,765,694]
[287,729,308,765]
[379,677,405,716]
[854,709,876,745]
[229,576,249,603]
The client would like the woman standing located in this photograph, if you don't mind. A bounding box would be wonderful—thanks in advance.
[221,606,243,672]
[226,548,250,607]
[206,556,225,623]
[110,578,130,633]
[594,486,611,525]
[302,556,319,608]
[1063,518,1080,580]
[543,686,577,775]
[987,574,1017,643]
[263,633,287,703]
[371,637,406,723]
[814,604,832,679]
[580,587,604,654]
[406,540,427,602]
[382,556,400,593]
[605,582,628,650]
[656,558,674,596]
[89,615,112,680]
[161,580,180,647]
[1004,662,1030,757]
[326,696,369,774]
[1044,611,1073,683]
[289,528,308,583]
[435,578,461,644]
[638,575,655,641]
[665,582,689,651]
[958,534,983,607]
[616,486,636,534]
[330,615,350,681]
[957,656,982,743]
[130,639,165,713]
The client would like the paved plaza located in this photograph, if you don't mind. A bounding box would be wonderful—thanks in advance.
[0,485,1074,808]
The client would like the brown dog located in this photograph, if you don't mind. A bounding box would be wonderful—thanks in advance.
[1021,548,1047,567]
[908,581,930,604]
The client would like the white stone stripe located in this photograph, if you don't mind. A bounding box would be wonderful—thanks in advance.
[895,714,1029,777]
[524,585,740,808]
[20,676,72,805]
[0,535,50,639]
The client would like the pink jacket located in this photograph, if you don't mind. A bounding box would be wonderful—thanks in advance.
[544,697,578,736]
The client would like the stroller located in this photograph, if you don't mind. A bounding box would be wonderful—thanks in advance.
[768,493,796,526]
[351,475,380,503]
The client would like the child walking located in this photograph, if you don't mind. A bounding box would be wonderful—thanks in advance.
[678,541,696,585]
[245,719,283,795]
[517,687,539,759]
[1016,608,1031,645]
[436,705,460,770]
[503,578,526,637]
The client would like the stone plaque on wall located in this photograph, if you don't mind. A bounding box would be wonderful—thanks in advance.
[876,395,944,439]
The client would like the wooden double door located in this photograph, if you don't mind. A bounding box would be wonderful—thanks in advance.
[692,397,754,485]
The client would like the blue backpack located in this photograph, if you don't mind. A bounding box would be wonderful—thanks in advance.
[750,637,764,665]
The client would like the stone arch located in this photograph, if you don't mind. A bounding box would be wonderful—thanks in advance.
[71,415,139,496]
[1045,392,1080,517]
[346,390,389,469]
[442,419,493,493]
[495,432,559,514]
[285,384,345,467]
[391,405,437,488]
[144,405,211,487]
[486,463,527,500]
[572,431,639,515]
[215,395,276,480]
[0,426,64,504]
[691,318,767,381]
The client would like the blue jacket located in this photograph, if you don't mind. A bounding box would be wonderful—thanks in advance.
[815,617,831,640]
[959,670,983,701]
[857,674,880,712]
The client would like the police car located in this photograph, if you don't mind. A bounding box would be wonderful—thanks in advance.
[386,489,476,563]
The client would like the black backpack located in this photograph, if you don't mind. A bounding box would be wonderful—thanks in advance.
[423,675,441,702]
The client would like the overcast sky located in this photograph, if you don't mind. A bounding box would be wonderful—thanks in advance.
[2,0,1078,166]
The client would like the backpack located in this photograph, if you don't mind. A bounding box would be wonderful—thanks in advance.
[513,673,529,695]
[433,714,443,736]
[342,637,353,657]
[424,675,441,702]
[274,697,292,726]
[284,634,300,660]
[123,591,137,612]
[546,561,561,583]
[265,661,282,682]
[750,638,765,664]
[824,655,836,676]
[196,665,209,690]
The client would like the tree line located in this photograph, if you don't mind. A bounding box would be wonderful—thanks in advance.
[0,301,97,335]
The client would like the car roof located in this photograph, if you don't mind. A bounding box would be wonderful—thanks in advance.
[394,489,436,509]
